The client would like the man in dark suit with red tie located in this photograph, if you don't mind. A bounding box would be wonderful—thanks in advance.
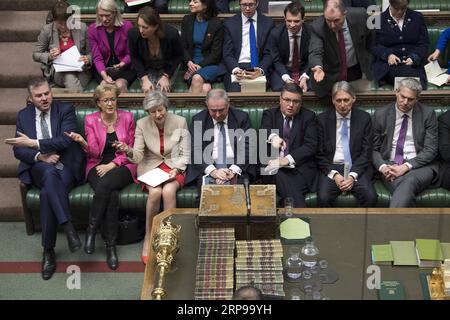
[260,83,318,207]
[5,77,85,280]
[309,0,374,104]
[316,81,377,207]
[267,1,310,92]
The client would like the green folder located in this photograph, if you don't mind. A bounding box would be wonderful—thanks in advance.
[416,239,444,261]
[371,244,394,265]
[390,241,419,266]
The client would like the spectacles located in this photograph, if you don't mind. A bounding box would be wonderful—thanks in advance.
[281,97,301,105]
[240,3,257,9]
[100,98,116,104]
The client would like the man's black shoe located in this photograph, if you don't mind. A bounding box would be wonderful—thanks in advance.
[67,230,82,253]
[41,249,56,280]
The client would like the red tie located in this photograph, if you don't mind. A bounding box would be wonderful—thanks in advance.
[291,34,300,85]
[338,29,347,81]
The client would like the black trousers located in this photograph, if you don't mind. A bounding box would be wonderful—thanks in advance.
[87,166,133,244]
[317,164,377,207]
[264,168,309,208]
[30,162,76,250]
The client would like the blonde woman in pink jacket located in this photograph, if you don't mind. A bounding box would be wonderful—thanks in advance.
[66,84,137,270]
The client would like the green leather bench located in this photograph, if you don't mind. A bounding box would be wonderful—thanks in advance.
[67,0,450,14]
[22,105,450,235]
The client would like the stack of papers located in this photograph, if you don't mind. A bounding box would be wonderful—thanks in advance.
[425,60,449,86]
[53,46,84,72]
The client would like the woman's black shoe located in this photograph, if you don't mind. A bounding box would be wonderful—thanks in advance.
[106,245,118,270]
[84,230,96,254]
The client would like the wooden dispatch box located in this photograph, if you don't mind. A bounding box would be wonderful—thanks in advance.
[198,185,277,240]
[198,185,276,217]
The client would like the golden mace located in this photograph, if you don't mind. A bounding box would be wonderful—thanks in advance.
[151,218,181,300]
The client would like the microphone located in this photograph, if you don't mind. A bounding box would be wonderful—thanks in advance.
[243,178,251,215]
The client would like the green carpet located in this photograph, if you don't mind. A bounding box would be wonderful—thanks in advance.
[0,222,145,300]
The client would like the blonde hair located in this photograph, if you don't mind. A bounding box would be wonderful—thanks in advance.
[95,0,124,27]
[93,83,121,107]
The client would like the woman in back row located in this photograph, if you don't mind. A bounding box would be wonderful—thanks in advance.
[128,6,183,93]
[88,0,136,92]
[33,0,91,92]
[181,0,223,94]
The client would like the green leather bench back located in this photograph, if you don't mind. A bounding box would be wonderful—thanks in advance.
[75,106,266,136]
[68,0,124,14]
[66,0,444,14]
[75,105,450,138]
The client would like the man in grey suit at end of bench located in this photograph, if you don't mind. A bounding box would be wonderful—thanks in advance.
[372,77,440,208]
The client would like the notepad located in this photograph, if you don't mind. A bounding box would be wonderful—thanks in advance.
[137,167,170,188]
[424,60,449,86]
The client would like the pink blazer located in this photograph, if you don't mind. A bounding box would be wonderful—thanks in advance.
[84,110,138,183]
[87,20,133,74]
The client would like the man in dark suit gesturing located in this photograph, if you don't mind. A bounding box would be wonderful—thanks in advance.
[267,1,310,92]
[221,0,274,92]
[5,77,85,280]
[309,0,373,104]
[317,81,377,207]
[260,83,318,207]
[373,78,439,207]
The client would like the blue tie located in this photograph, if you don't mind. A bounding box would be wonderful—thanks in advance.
[216,122,227,168]
[249,18,258,68]
[341,118,352,171]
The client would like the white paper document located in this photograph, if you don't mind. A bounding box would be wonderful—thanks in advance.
[125,0,152,7]
[425,60,449,86]
[263,164,295,176]
[137,167,170,188]
[53,46,84,72]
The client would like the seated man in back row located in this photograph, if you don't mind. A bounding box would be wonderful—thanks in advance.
[372,78,439,207]
[220,0,274,92]
[267,1,310,92]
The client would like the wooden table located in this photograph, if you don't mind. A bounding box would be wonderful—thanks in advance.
[140,208,450,300]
